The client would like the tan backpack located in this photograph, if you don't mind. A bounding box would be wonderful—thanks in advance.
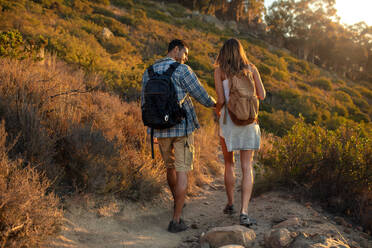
[224,68,259,126]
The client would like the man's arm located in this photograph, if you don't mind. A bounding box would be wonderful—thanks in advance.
[179,65,216,107]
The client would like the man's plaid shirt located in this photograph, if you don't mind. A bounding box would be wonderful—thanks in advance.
[141,57,216,138]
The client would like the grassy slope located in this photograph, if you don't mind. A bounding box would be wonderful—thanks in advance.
[0,0,371,135]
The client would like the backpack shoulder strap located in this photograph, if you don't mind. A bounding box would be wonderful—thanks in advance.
[164,62,180,77]
[148,65,155,78]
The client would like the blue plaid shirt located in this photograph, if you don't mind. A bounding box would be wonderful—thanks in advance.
[141,57,216,138]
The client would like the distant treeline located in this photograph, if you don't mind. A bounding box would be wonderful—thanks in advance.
[160,0,372,83]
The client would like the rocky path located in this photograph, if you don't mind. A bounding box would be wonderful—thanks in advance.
[48,163,371,248]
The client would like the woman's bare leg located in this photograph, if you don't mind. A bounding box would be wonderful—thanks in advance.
[220,136,234,206]
[240,150,254,214]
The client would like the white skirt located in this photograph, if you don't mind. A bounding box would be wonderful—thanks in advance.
[219,106,261,152]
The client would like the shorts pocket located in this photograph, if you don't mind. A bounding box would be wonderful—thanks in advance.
[184,135,194,170]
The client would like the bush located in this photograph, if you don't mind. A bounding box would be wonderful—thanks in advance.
[297,82,310,91]
[338,86,361,98]
[0,30,24,58]
[257,63,272,76]
[0,121,62,247]
[111,0,134,9]
[0,57,221,199]
[259,110,298,136]
[331,103,348,117]
[259,120,372,227]
[333,91,353,104]
[310,77,332,91]
[273,70,290,81]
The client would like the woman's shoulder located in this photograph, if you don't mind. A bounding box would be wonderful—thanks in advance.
[215,66,227,80]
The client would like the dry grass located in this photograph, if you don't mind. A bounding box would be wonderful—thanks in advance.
[0,121,63,248]
[189,122,223,194]
[0,56,221,200]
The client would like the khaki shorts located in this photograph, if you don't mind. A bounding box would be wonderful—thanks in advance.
[158,134,194,172]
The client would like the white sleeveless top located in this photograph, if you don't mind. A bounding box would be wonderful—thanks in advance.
[219,79,261,152]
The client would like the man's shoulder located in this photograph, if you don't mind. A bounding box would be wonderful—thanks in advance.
[175,63,193,74]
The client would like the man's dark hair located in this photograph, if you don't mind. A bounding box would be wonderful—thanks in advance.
[168,39,189,53]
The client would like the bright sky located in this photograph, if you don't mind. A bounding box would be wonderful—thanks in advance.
[264,0,372,26]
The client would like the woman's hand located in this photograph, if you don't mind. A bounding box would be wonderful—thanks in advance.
[215,107,221,118]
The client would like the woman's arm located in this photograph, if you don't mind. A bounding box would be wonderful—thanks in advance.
[251,65,266,100]
[214,67,225,116]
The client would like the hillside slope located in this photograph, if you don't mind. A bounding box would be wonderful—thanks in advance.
[0,0,371,135]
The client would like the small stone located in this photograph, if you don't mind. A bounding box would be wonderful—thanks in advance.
[273,217,301,229]
[305,202,312,208]
[200,225,256,248]
[204,202,210,205]
[344,228,351,234]
[312,211,320,217]
[334,216,348,227]
[290,232,299,238]
[218,245,245,248]
[264,228,293,248]
[356,226,363,232]
[191,223,199,229]
[311,233,327,243]
[359,238,369,248]
[349,240,361,248]
[272,215,287,224]
[360,232,370,239]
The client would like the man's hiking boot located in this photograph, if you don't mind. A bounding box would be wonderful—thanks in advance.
[223,204,236,214]
[167,219,188,233]
[239,213,257,227]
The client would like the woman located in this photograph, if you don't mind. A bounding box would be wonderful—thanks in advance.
[214,38,265,227]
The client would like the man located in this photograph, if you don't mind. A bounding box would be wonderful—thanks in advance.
[141,39,216,233]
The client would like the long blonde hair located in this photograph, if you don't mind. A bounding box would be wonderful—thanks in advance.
[215,38,251,78]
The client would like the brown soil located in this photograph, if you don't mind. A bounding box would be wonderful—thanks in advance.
[48,159,371,248]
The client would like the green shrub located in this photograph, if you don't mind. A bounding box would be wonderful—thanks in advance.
[350,111,370,123]
[331,103,348,117]
[297,82,310,91]
[352,97,369,114]
[99,36,133,54]
[333,91,353,104]
[259,110,298,136]
[356,86,372,100]
[111,0,134,9]
[257,63,272,76]
[147,9,173,23]
[273,70,290,81]
[90,0,110,5]
[338,86,361,98]
[0,30,24,58]
[259,120,372,222]
[333,79,346,86]
[310,77,332,91]
[188,54,213,72]
[296,60,310,75]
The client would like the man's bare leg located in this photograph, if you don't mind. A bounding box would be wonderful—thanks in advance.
[173,171,187,222]
[167,168,177,201]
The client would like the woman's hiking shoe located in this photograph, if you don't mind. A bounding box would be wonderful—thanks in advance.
[167,219,188,233]
[223,204,236,214]
[239,213,257,227]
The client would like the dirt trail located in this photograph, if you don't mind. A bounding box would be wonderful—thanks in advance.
[48,159,371,248]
